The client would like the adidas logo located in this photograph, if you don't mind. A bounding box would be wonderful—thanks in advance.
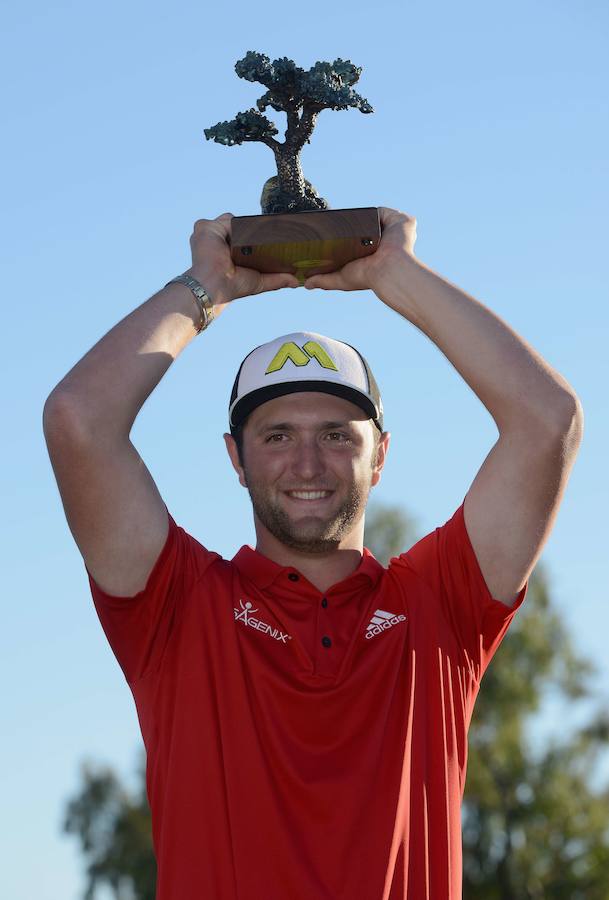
[365,608,407,640]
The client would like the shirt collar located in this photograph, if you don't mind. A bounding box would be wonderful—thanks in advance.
[231,544,384,592]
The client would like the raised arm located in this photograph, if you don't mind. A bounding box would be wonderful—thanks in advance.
[43,214,298,596]
[304,206,584,607]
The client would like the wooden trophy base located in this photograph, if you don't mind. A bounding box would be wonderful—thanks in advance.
[230,207,380,285]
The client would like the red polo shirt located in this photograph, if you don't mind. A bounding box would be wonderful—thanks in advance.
[87,498,527,899]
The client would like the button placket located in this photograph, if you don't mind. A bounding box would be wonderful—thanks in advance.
[320,596,334,650]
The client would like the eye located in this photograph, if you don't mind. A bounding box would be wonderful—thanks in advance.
[326,432,350,442]
[265,433,287,442]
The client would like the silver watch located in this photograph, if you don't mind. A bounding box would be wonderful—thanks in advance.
[164,273,215,333]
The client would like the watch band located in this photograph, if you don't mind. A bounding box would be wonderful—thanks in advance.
[164,273,215,333]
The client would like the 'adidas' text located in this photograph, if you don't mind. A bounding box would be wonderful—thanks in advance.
[365,608,407,640]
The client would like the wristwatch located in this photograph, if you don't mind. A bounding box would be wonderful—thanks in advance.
[164,273,215,333]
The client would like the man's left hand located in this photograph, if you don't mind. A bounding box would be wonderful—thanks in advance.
[303,206,417,294]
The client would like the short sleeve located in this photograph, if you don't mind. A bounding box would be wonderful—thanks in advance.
[86,509,221,684]
[396,498,527,678]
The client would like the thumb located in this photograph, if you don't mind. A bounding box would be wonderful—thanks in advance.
[260,272,300,292]
[304,271,344,291]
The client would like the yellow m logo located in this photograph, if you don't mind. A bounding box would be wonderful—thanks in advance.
[265,341,339,374]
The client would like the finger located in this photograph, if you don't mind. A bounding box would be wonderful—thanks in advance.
[304,270,345,291]
[209,212,234,241]
[191,214,233,244]
[259,272,300,292]
[378,206,414,229]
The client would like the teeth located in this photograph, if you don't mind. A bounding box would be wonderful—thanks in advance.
[288,491,331,500]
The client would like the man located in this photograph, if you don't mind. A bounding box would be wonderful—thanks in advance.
[43,207,583,899]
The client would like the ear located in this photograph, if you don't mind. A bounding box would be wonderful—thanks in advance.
[223,433,248,488]
[371,431,390,488]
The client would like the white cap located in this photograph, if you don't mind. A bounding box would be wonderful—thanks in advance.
[228,331,384,432]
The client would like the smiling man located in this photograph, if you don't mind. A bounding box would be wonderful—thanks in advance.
[43,208,583,899]
[224,333,389,591]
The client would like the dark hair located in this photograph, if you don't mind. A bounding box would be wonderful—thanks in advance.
[231,422,246,468]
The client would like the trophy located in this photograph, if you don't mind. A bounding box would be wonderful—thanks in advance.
[204,51,380,285]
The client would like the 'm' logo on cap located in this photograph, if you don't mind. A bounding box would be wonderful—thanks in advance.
[265,341,339,375]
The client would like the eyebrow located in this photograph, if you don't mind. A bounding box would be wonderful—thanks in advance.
[256,421,352,435]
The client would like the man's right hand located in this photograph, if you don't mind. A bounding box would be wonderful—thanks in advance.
[186,213,300,315]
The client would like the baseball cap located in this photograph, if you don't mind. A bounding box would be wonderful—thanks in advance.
[228,331,384,434]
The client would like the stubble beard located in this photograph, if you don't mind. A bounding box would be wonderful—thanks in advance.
[243,468,373,554]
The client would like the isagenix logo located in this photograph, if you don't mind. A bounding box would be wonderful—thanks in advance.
[234,599,293,644]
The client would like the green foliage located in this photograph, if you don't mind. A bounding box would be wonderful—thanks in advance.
[63,502,609,897]
[363,501,420,566]
[463,568,609,899]
[62,753,156,899]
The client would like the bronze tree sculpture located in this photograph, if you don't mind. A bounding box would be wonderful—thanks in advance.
[204,51,374,215]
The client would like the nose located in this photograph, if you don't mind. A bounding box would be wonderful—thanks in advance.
[290,439,325,481]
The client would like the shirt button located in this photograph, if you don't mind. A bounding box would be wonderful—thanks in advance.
[321,598,328,608]
[288,573,299,582]
[321,636,332,648]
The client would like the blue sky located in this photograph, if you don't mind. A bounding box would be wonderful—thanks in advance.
[2,0,608,896]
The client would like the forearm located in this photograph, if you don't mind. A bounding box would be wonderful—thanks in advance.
[45,274,204,439]
[374,254,580,433]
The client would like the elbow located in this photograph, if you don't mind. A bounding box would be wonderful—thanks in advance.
[569,394,585,446]
[43,389,93,450]
[546,391,584,436]
[561,392,584,431]
[548,393,584,452]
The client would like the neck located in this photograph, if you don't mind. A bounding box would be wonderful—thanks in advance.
[254,519,365,594]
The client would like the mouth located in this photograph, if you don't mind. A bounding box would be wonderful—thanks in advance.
[284,490,335,503]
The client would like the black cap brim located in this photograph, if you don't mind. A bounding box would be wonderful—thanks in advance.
[229,381,382,432]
